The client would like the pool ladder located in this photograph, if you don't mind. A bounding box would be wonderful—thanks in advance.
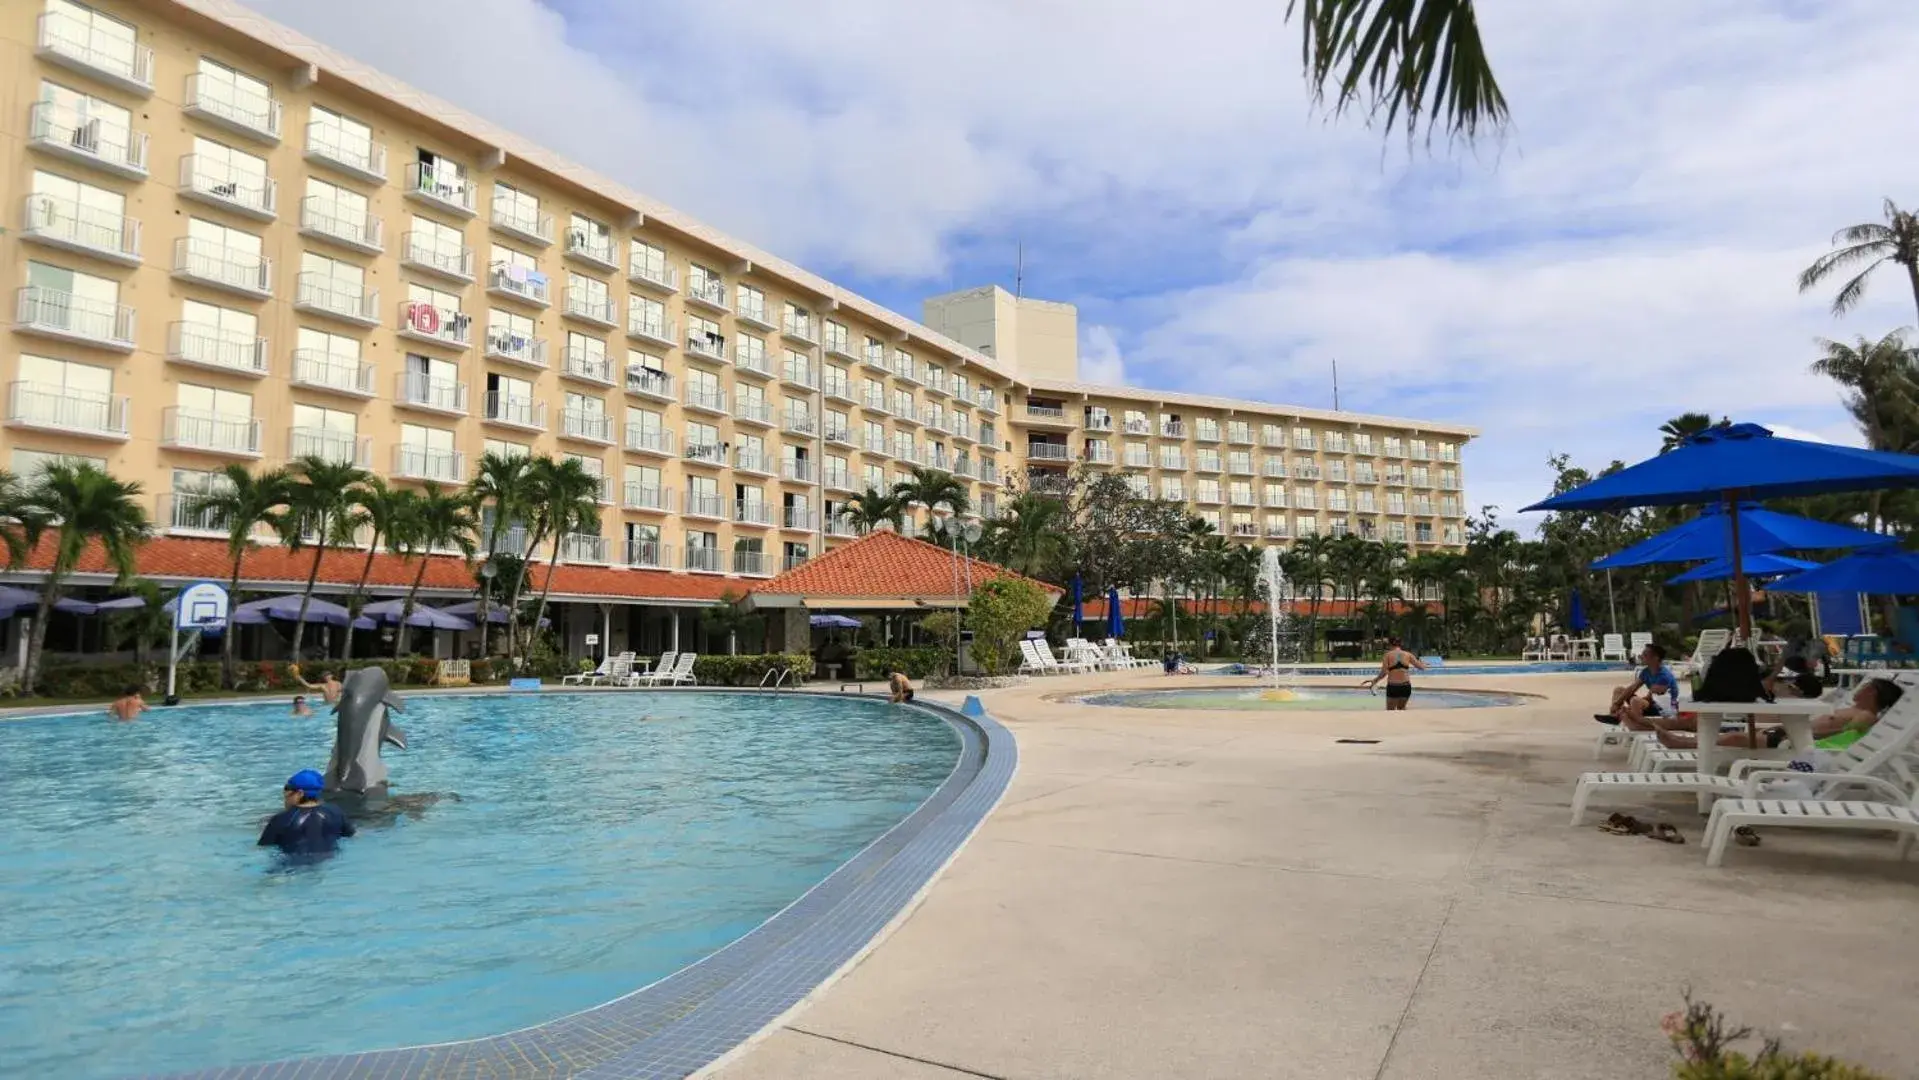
[758,667,793,690]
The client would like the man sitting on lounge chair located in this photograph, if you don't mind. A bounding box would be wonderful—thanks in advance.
[1596,643,1679,727]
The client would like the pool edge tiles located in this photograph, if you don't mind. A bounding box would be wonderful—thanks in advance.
[139,694,1017,1080]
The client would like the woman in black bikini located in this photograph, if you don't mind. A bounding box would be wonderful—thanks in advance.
[1362,637,1426,711]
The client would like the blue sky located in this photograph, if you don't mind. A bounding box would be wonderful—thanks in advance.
[244,0,1919,530]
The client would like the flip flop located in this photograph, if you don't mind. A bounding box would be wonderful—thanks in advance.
[1649,824,1685,845]
[1599,813,1647,835]
[1593,713,1622,725]
[1733,826,1761,848]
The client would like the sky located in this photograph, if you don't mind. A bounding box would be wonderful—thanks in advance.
[241,0,1919,531]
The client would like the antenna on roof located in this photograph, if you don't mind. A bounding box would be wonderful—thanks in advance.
[1015,241,1023,299]
[1332,358,1340,412]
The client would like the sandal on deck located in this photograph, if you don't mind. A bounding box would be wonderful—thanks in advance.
[1600,813,1651,835]
[1733,826,1761,848]
[1648,823,1685,845]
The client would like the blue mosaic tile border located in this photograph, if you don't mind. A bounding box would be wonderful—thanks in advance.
[141,694,1016,1080]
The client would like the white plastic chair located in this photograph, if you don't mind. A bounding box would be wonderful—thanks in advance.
[1599,634,1628,663]
[642,653,697,686]
[1705,787,1919,867]
[1521,637,1546,661]
[1546,634,1571,661]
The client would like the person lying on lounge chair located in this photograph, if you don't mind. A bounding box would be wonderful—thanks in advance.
[1630,677,1902,750]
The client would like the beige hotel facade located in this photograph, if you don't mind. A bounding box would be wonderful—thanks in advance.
[0,0,1475,599]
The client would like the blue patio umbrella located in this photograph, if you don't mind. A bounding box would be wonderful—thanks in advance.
[1666,553,1821,585]
[1071,574,1084,635]
[1528,423,1919,636]
[0,585,97,617]
[358,598,475,631]
[1590,502,1892,570]
[440,600,550,628]
[233,594,362,627]
[1107,587,1124,639]
[1767,546,1919,595]
[809,614,862,629]
[1568,590,1589,632]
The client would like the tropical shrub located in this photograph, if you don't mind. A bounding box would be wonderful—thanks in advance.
[854,647,949,680]
[968,577,1056,675]
[690,652,814,686]
[1664,996,1889,1079]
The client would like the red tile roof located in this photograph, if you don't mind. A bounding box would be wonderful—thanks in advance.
[1085,597,1431,618]
[747,530,1062,606]
[5,534,734,604]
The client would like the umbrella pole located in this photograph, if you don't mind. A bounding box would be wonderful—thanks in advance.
[1606,570,1618,635]
[1728,495,1753,642]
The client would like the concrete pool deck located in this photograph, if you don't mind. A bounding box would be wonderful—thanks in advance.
[714,670,1919,1079]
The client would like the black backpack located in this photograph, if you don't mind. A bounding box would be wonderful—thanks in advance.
[1696,646,1771,704]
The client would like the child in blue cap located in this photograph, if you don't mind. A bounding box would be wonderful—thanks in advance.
[257,769,355,856]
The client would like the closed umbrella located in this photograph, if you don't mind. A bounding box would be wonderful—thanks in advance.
[1568,590,1589,632]
[1071,575,1084,636]
[1768,547,1919,595]
[1107,587,1125,639]
[1528,423,1919,637]
[358,598,475,631]
[1666,553,1821,584]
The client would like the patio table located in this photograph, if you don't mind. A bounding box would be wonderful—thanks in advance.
[1685,698,1832,812]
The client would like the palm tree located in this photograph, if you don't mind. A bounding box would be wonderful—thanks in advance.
[1657,412,1720,453]
[340,476,408,661]
[1798,199,1919,323]
[283,456,370,663]
[390,483,475,658]
[894,466,970,521]
[103,578,172,667]
[984,492,1067,578]
[843,486,906,534]
[18,463,151,694]
[1285,533,1337,654]
[0,469,30,568]
[1811,332,1919,453]
[518,457,602,659]
[1288,0,1508,144]
[182,464,291,688]
[468,451,534,656]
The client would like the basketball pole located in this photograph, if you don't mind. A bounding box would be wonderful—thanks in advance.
[165,618,179,705]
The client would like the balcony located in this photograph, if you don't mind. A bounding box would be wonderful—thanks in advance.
[182,73,281,144]
[684,277,729,313]
[1231,492,1257,508]
[624,538,672,568]
[402,233,475,283]
[1158,456,1187,472]
[398,301,472,350]
[783,364,820,392]
[560,533,610,565]
[1295,465,1323,481]
[159,491,232,536]
[781,313,820,347]
[684,546,724,573]
[735,448,773,476]
[1195,488,1225,506]
[782,507,818,530]
[733,400,774,428]
[861,349,889,374]
[862,432,891,457]
[781,456,816,483]
[291,274,378,326]
[1265,524,1290,539]
[822,373,854,403]
[627,311,676,350]
[482,391,546,432]
[492,203,552,247]
[684,491,726,519]
[404,163,475,217]
[825,516,855,538]
[734,346,773,380]
[1083,443,1115,465]
[304,122,386,183]
[976,389,1001,415]
[1323,437,1351,455]
[1228,428,1255,446]
[686,331,728,364]
[1024,403,1067,422]
[14,286,135,351]
[171,236,272,299]
[1194,426,1222,444]
[1160,421,1186,439]
[1263,462,1288,479]
[561,347,615,386]
[396,371,468,415]
[290,350,375,398]
[623,365,672,402]
[563,230,618,272]
[287,426,371,467]
[951,418,975,444]
[735,549,772,576]
[394,444,465,482]
[27,100,148,179]
[1293,436,1318,453]
[683,385,726,415]
[734,501,774,527]
[162,408,260,457]
[894,441,922,466]
[36,10,154,94]
[484,328,547,369]
[1026,442,1071,462]
[296,196,383,254]
[6,381,127,440]
[735,299,775,332]
[979,462,1002,486]
[623,483,672,513]
[783,412,817,437]
[628,256,677,293]
[486,265,549,307]
[817,337,855,366]
[824,425,854,448]
[1123,418,1152,437]
[562,286,617,328]
[892,402,919,428]
[623,424,675,457]
[166,323,267,377]
[1230,522,1260,539]
[860,389,890,416]
[823,468,853,493]
[21,193,140,265]
[1083,415,1115,433]
[1194,456,1223,474]
[560,409,613,444]
[178,155,276,220]
[951,457,976,480]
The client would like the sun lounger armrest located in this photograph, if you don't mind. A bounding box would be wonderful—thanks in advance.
[1737,771,1909,801]
[1727,757,1795,780]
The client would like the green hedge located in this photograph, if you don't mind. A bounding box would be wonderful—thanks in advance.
[854,646,949,680]
[22,656,513,700]
[690,653,815,686]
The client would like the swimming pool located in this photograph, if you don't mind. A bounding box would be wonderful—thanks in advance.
[0,692,958,1079]
[1213,661,1621,677]
[1079,686,1529,710]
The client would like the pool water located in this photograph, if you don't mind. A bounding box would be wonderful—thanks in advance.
[1080,686,1527,710]
[0,692,957,1079]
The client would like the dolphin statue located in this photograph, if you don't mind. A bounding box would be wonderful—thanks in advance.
[324,667,451,821]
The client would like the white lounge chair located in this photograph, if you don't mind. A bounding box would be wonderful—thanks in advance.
[1570,681,1919,825]
[1021,639,1088,675]
[1546,634,1571,661]
[1522,636,1547,661]
[1704,787,1919,868]
[1629,631,1653,657]
[627,652,674,687]
[1104,639,1154,669]
[642,652,697,686]
[1018,640,1055,675]
[1682,628,1732,677]
[1599,634,1628,663]
[563,656,616,685]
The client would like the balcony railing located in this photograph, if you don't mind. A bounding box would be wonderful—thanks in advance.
[627,311,676,348]
[402,233,475,282]
[183,72,281,143]
[684,277,729,312]
[493,203,552,246]
[172,236,272,296]
[782,314,820,347]
[1083,444,1115,464]
[397,371,468,414]
[560,409,613,443]
[485,329,547,368]
[735,449,773,475]
[394,445,464,482]
[167,322,267,376]
[1026,442,1071,461]
[736,299,774,330]
[823,334,854,360]
[15,286,135,350]
[1160,421,1186,438]
[560,533,610,564]
[160,491,230,534]
[162,408,260,456]
[976,389,1000,414]
[686,331,727,363]
[825,516,855,538]
[564,229,617,270]
[784,412,817,436]
[1194,426,1222,443]
[685,491,726,518]
[863,432,890,457]
[36,11,154,94]
[782,506,818,530]
[734,346,772,378]
[734,501,774,526]
[625,538,672,568]
[179,155,276,218]
[304,121,386,182]
[487,265,549,306]
[27,100,148,178]
[291,350,375,397]
[783,364,820,391]
[404,163,475,216]
[398,301,472,349]
[783,459,817,484]
[288,426,371,466]
[624,424,674,456]
[1228,428,1255,445]
[562,347,614,385]
[6,381,128,438]
[22,193,140,263]
[684,547,724,573]
[823,468,853,491]
[733,549,768,575]
[861,389,890,415]
[683,385,726,413]
[861,348,889,373]
[822,373,853,401]
[483,391,546,431]
[624,366,672,400]
[733,400,773,426]
[685,441,727,467]
[623,483,672,513]
[562,286,616,326]
[1123,418,1152,436]
[1025,404,1066,421]
[1194,455,1223,473]
[628,256,676,292]
[294,273,378,324]
[979,462,1001,485]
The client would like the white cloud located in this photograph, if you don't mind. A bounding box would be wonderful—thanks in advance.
[1078,325,1127,385]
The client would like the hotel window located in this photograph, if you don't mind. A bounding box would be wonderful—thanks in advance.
[408,215,467,273]
[1196,449,1221,472]
[688,262,725,305]
[1327,459,1348,482]
[1386,521,1407,542]
[736,283,767,323]
[1263,455,1286,477]
[194,57,273,125]
[30,169,125,236]
[406,281,464,321]
[1159,477,1184,501]
[1355,461,1376,483]
[490,242,538,280]
[925,364,945,393]
[1294,487,1316,510]
[301,250,363,293]
[192,134,267,193]
[1388,492,1407,514]
[686,367,721,403]
[1229,451,1252,474]
[27,259,120,310]
[980,421,997,444]
[296,326,359,363]
[824,321,849,354]
[1265,513,1288,536]
[16,352,111,405]
[1123,443,1151,467]
[863,463,885,490]
[1353,432,1373,455]
[688,313,724,354]
[894,350,917,382]
[1124,409,1149,434]
[483,438,529,460]
[1444,524,1462,545]
[685,421,720,457]
[628,406,665,438]
[1230,481,1253,505]
[736,382,768,416]
[1296,515,1318,537]
[736,334,766,371]
[1409,438,1429,460]
[892,388,913,417]
[952,373,970,401]
[488,308,536,356]
[566,212,613,264]
[630,294,668,339]
[45,1,139,74]
[1263,483,1286,507]
[622,237,663,280]
[1357,490,1376,513]
[1195,418,1220,441]
[1199,510,1220,530]
[177,382,252,421]
[1438,442,1458,463]
[404,351,459,389]
[1158,446,1184,470]
[403,421,456,453]
[1261,423,1285,446]
[863,336,886,366]
[37,79,135,157]
[179,297,257,352]
[569,273,611,314]
[1227,420,1251,443]
[1292,425,1316,450]
[306,176,368,231]
[782,349,811,384]
[1440,496,1460,517]
[1329,517,1350,538]
[1383,436,1404,457]
[186,222,259,279]
[1327,489,1349,511]
[864,419,885,448]
[1411,466,1430,487]
[291,402,357,458]
[1124,474,1150,498]
[1196,479,1221,503]
[564,452,604,486]
[489,185,543,242]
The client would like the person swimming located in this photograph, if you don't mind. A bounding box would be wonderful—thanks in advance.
[257,769,356,856]
[107,685,148,722]
[291,695,313,718]
[888,671,915,704]
[296,668,344,706]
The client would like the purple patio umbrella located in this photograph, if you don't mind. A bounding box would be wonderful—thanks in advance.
[0,585,97,617]
[358,598,475,631]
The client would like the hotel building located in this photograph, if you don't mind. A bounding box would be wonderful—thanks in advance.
[0,0,1475,640]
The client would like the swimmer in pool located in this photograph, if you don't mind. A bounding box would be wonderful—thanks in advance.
[257,769,355,856]
[108,685,148,722]
[291,695,313,718]
[296,668,344,706]
[888,671,915,704]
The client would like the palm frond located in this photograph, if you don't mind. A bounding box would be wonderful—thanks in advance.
[1289,0,1510,145]
[1830,261,1887,316]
